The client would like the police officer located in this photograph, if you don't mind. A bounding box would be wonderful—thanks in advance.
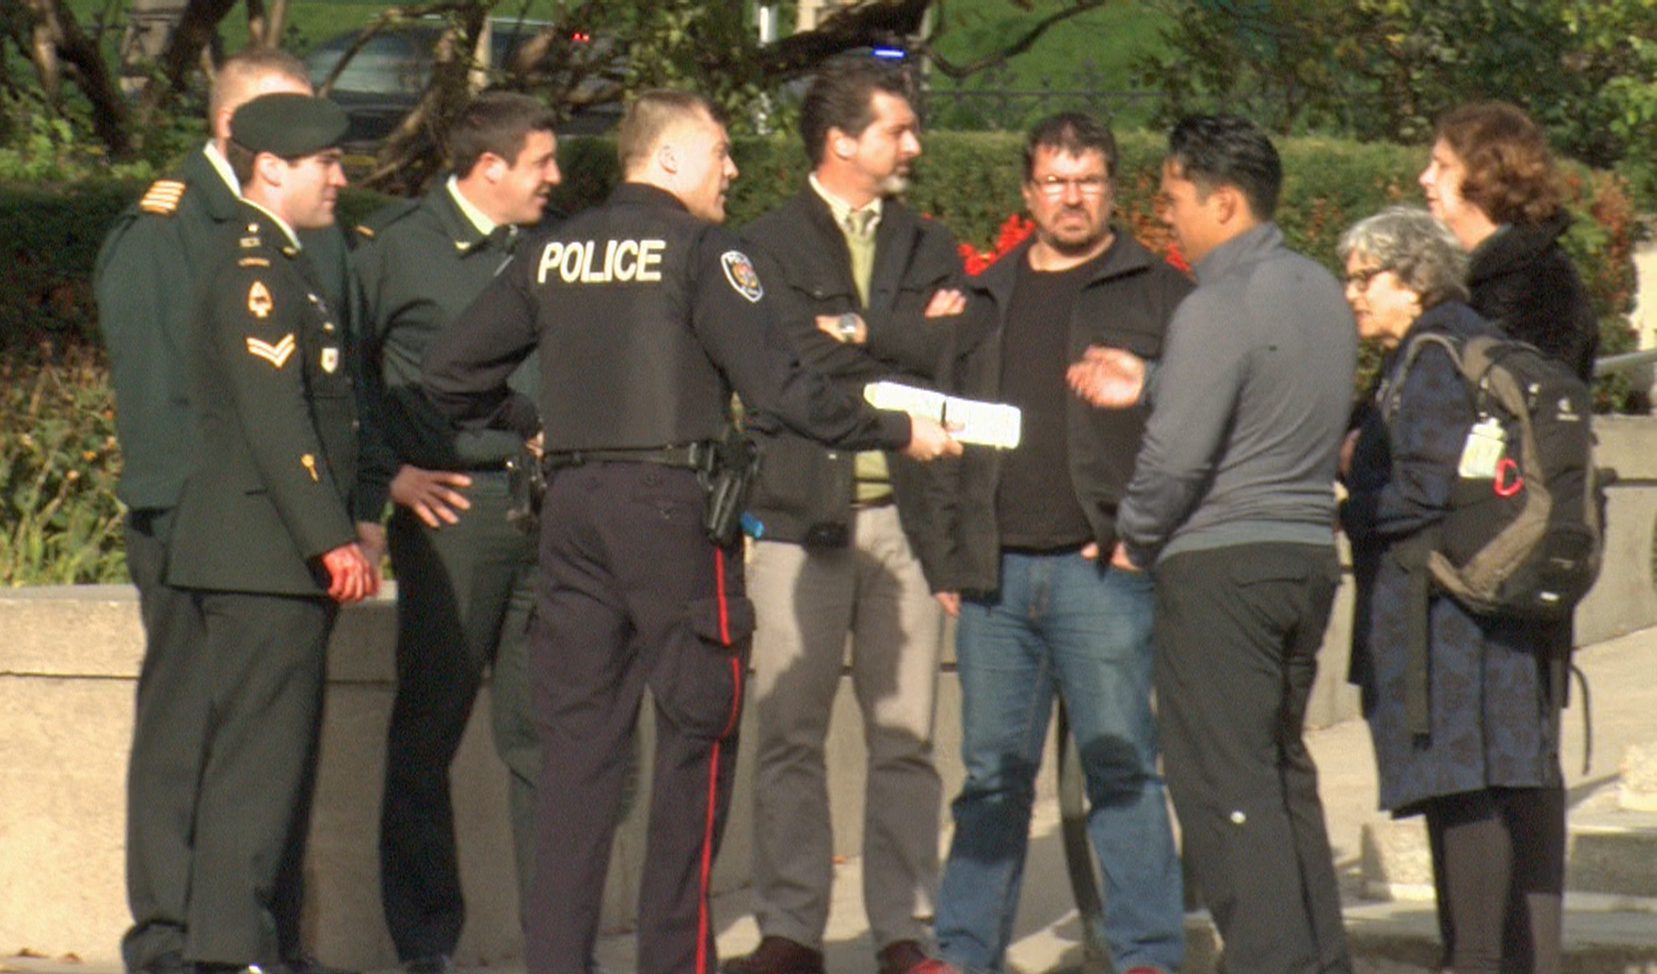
[422,89,960,974]
[351,92,561,974]
[164,92,380,974]
[93,47,359,974]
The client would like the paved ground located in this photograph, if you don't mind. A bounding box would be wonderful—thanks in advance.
[7,629,1654,974]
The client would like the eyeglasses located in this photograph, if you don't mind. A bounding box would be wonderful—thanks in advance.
[1345,266,1388,290]
[1032,175,1109,198]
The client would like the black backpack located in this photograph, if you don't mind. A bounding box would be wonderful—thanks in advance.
[1385,332,1603,620]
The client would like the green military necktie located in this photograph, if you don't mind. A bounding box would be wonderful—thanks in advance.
[842,207,891,502]
[844,208,877,308]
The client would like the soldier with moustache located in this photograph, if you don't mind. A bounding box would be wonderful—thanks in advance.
[350,91,562,974]
[421,89,960,974]
[164,92,380,974]
[93,47,360,974]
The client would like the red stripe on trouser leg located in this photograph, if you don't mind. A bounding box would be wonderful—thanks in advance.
[716,548,731,644]
[697,739,722,974]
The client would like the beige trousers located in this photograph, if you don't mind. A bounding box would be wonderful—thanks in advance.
[746,504,946,950]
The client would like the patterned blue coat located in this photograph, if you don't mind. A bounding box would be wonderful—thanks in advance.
[1340,301,1564,814]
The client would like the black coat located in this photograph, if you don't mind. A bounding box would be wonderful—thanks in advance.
[740,187,962,589]
[1468,212,1598,381]
[938,232,1192,595]
[1341,301,1563,814]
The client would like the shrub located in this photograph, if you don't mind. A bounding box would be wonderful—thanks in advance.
[0,128,1642,583]
[0,341,125,585]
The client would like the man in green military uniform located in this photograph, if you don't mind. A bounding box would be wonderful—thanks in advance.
[350,92,560,974]
[165,91,380,974]
[93,47,361,974]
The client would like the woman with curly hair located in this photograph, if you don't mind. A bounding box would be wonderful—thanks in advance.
[1420,101,1598,380]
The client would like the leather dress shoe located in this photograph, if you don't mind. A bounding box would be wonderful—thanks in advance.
[720,936,824,974]
[876,941,959,974]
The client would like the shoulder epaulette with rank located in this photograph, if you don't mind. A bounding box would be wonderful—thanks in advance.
[353,198,423,243]
[139,179,187,216]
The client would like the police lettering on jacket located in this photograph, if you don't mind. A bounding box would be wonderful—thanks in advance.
[537,238,666,285]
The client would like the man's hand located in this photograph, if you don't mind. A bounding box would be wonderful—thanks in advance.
[321,542,380,604]
[924,287,966,318]
[389,464,473,528]
[1067,346,1148,409]
[901,415,963,462]
[1109,541,1141,573]
[934,591,961,618]
[355,521,388,567]
[815,313,867,345]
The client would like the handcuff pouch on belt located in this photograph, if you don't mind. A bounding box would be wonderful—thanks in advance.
[700,427,762,549]
[505,442,547,535]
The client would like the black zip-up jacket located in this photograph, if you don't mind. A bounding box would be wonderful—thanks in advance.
[740,187,961,589]
[939,231,1191,595]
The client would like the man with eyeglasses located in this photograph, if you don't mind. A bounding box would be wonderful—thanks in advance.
[928,113,1189,974]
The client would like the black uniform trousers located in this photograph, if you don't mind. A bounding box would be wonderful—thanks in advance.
[1152,542,1352,974]
[121,511,320,972]
[526,462,753,974]
[381,472,540,961]
[184,588,337,967]
[123,508,211,971]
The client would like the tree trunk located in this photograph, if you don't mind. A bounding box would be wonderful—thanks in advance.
[19,0,132,157]
[135,0,238,138]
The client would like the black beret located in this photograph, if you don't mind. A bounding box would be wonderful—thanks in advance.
[230,93,349,158]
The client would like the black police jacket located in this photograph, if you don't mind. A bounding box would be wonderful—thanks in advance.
[741,187,961,590]
[422,183,910,456]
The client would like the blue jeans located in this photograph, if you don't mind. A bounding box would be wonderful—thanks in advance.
[935,551,1184,973]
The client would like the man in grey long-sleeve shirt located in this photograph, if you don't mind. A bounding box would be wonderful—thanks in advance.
[1075,115,1356,974]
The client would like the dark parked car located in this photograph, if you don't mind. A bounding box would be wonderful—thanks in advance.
[305,17,621,145]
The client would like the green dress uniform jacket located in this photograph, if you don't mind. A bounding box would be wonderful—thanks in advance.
[351,187,539,515]
[350,184,544,961]
[167,201,359,596]
[95,148,354,512]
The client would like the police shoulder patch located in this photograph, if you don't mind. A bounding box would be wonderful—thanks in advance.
[139,179,186,216]
[720,250,763,303]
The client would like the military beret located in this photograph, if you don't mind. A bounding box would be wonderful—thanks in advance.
[230,93,349,158]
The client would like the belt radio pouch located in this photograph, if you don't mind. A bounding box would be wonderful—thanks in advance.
[505,441,547,535]
[700,428,762,548]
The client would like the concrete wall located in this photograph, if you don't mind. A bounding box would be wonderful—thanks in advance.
[4,416,1655,967]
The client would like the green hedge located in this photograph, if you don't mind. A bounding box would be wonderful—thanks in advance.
[0,130,1643,583]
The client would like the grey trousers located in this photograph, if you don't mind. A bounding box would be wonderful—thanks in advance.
[746,504,945,950]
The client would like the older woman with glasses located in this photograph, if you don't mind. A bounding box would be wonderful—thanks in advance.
[1337,207,1566,974]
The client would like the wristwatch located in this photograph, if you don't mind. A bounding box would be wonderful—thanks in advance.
[836,312,860,342]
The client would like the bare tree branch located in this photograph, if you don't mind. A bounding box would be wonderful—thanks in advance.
[365,3,487,193]
[134,0,238,136]
[19,0,131,155]
[757,0,933,77]
[315,1,472,96]
[924,0,1111,80]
